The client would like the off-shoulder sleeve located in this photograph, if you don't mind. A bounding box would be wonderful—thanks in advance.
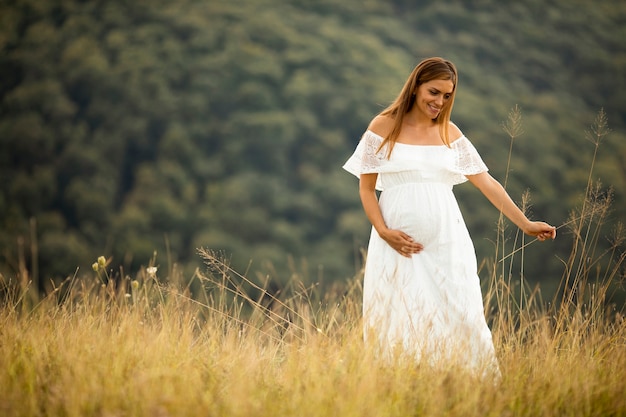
[451,136,488,177]
[342,130,386,178]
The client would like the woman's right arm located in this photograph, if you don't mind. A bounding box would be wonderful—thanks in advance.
[359,173,423,257]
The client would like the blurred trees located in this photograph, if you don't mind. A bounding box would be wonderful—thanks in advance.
[1,0,625,293]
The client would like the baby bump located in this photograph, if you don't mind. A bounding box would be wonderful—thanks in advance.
[379,187,445,245]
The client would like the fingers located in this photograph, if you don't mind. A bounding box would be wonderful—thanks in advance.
[398,246,418,257]
[398,245,421,257]
[403,239,424,251]
[543,225,556,240]
[397,235,423,257]
[384,230,423,257]
[549,226,557,239]
[536,225,557,241]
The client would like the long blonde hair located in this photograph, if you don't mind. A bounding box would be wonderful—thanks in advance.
[379,57,458,157]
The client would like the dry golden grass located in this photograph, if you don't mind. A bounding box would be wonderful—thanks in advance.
[1,244,624,417]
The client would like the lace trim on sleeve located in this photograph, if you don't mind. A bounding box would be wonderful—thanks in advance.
[342,130,386,177]
[359,131,386,173]
[451,136,488,176]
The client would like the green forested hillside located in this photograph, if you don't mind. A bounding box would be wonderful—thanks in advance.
[1,0,625,295]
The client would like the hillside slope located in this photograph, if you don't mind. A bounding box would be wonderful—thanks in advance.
[0,0,624,293]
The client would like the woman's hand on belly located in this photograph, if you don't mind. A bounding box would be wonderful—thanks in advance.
[379,228,424,257]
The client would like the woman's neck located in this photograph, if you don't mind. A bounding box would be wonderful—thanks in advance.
[403,108,437,128]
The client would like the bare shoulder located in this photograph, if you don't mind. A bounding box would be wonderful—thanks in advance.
[448,121,463,142]
[367,115,394,137]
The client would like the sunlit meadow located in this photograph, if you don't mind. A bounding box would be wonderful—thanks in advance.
[1,110,624,417]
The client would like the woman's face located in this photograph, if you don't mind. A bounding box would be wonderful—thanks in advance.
[414,79,454,120]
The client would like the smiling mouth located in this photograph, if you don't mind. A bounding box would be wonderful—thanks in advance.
[428,104,440,113]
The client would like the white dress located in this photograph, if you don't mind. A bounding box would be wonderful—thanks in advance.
[343,129,499,373]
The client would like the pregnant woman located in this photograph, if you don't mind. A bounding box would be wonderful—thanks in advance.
[343,57,556,373]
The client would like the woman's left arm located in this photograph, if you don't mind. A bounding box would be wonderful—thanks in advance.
[467,172,557,241]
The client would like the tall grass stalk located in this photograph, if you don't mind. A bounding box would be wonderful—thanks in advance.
[488,104,530,338]
[0,110,624,416]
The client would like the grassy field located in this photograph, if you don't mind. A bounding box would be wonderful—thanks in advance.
[1,246,624,417]
[1,111,624,416]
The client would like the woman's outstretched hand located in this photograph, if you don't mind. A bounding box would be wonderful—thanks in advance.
[524,221,557,241]
[379,228,424,257]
